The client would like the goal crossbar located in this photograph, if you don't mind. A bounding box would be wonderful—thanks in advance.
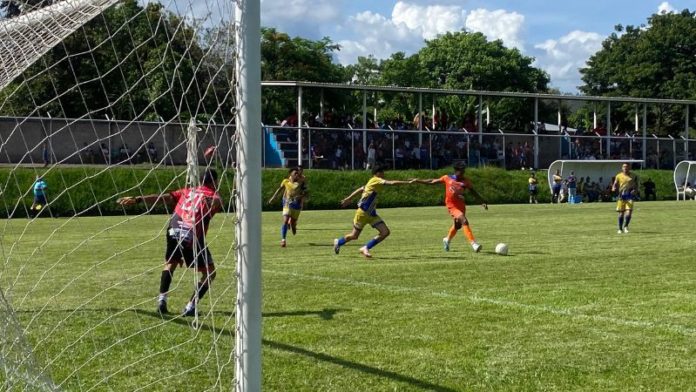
[0,0,119,91]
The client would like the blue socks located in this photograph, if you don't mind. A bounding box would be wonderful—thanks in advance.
[337,237,347,246]
[281,224,288,239]
[624,215,631,228]
[365,238,382,250]
[618,215,624,230]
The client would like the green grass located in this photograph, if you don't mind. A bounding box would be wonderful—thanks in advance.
[3,201,696,391]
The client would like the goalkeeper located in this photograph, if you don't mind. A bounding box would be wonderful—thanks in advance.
[118,169,222,316]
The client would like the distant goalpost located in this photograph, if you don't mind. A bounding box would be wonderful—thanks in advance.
[546,160,645,193]
[0,0,261,391]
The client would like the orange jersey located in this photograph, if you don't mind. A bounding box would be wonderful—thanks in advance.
[441,175,471,208]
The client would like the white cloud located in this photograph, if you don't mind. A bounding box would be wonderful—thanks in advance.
[260,0,341,34]
[534,30,604,92]
[657,1,675,14]
[334,2,529,65]
[391,1,467,40]
[464,9,525,50]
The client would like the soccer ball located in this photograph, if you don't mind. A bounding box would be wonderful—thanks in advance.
[495,243,508,256]
[35,204,43,211]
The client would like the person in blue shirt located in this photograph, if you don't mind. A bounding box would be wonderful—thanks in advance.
[31,175,48,213]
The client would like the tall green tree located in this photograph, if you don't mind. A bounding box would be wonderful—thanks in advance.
[580,9,696,135]
[260,28,348,124]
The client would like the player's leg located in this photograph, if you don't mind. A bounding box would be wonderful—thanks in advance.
[290,209,300,236]
[443,208,463,251]
[359,220,389,258]
[623,201,633,233]
[334,212,365,254]
[459,215,481,252]
[183,249,216,316]
[158,235,183,314]
[280,213,291,247]
[616,199,626,233]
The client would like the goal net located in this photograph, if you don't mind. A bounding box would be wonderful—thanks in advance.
[0,0,244,390]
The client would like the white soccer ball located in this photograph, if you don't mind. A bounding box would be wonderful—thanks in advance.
[495,243,508,256]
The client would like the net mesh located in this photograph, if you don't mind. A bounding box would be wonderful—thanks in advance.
[0,0,238,390]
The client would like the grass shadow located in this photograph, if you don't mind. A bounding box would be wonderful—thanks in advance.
[131,308,457,391]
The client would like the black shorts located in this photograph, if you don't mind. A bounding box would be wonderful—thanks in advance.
[165,234,214,268]
[528,189,538,196]
[34,195,47,205]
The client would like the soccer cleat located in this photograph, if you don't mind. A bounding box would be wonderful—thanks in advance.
[359,246,372,258]
[623,227,629,234]
[442,237,450,252]
[280,239,286,247]
[617,229,623,234]
[333,238,340,254]
[182,306,197,317]
[471,242,482,253]
[157,300,168,314]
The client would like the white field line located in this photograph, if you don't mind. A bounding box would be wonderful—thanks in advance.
[265,269,696,337]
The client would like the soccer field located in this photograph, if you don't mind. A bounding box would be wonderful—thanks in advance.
[3,201,696,391]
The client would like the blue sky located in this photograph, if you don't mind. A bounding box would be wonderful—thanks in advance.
[259,0,692,92]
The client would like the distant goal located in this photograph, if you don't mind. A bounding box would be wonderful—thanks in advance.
[674,161,696,200]
[546,160,644,194]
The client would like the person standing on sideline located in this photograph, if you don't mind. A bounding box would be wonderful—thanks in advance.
[528,172,539,204]
[31,175,48,214]
[612,163,637,234]
[333,164,414,258]
[42,142,50,167]
[566,171,577,203]
[551,169,562,203]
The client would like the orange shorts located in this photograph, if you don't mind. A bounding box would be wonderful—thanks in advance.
[446,204,466,219]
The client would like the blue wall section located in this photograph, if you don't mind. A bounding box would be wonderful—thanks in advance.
[264,127,285,167]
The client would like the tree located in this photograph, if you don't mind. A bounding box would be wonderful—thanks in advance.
[260,28,349,124]
[580,9,696,135]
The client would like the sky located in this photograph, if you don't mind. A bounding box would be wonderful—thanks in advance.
[258,0,691,92]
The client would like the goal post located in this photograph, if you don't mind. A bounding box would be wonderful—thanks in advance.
[674,161,696,200]
[546,160,645,194]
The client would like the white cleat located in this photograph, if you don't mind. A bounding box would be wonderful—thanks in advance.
[359,246,372,258]
[442,237,450,252]
[623,227,629,234]
[617,229,623,234]
[471,242,482,253]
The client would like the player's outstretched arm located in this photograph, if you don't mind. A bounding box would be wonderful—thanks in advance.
[117,193,174,206]
[267,185,284,205]
[469,188,488,210]
[340,186,364,208]
[384,179,418,185]
[412,178,442,185]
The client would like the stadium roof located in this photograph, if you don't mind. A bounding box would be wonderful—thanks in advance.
[261,81,696,106]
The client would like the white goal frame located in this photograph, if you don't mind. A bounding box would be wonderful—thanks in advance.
[546,160,644,194]
[674,161,696,200]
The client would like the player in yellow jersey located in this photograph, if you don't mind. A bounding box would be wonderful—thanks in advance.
[333,164,414,258]
[611,163,637,234]
[268,168,303,247]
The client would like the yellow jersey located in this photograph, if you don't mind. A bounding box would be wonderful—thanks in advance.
[281,178,302,209]
[357,176,386,215]
[614,172,636,199]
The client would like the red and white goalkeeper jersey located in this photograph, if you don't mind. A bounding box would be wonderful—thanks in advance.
[168,185,221,243]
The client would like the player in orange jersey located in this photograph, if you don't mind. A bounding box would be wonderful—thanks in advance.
[413,161,488,252]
